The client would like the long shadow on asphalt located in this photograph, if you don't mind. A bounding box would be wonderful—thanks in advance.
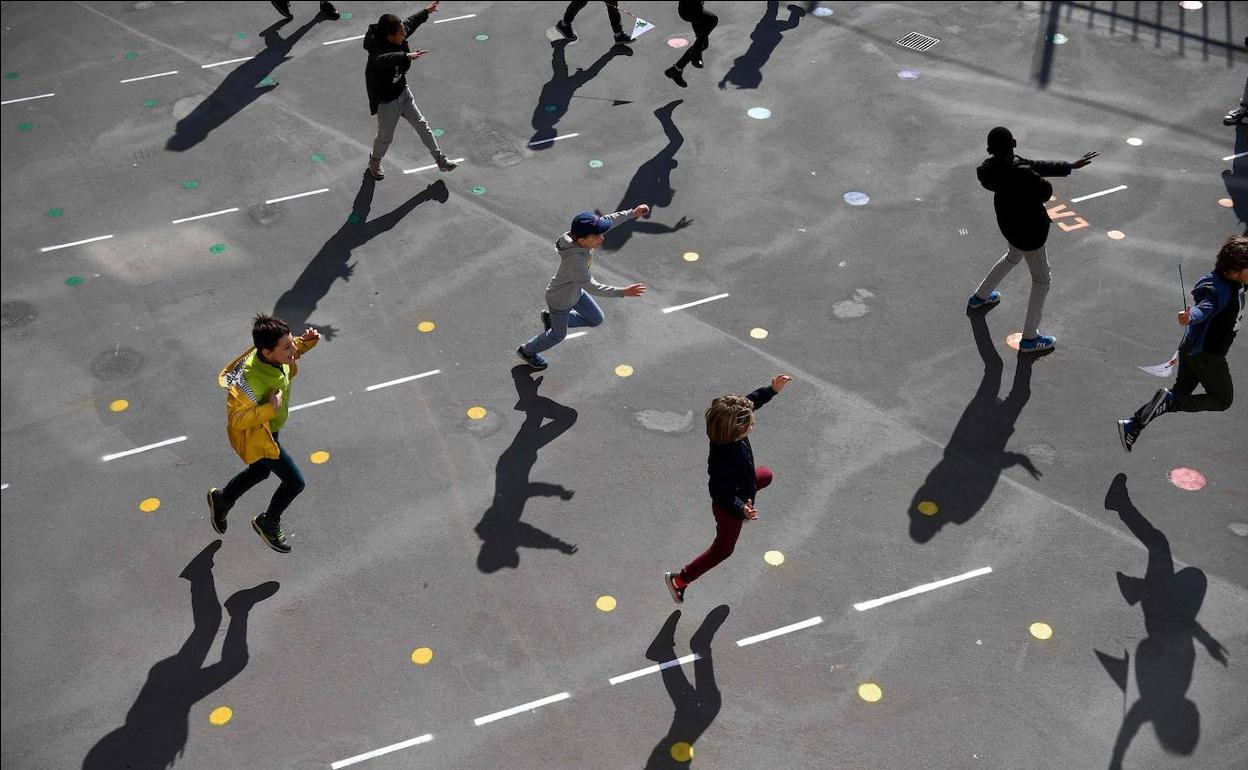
[600,100,693,252]
[475,367,579,572]
[718,1,804,91]
[167,15,324,152]
[907,310,1044,543]
[1222,122,1247,234]
[1099,473,1228,770]
[529,41,631,150]
[82,541,278,770]
[273,176,448,339]
[644,606,729,769]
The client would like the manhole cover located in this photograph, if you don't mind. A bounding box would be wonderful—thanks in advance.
[895,32,940,52]
[248,203,283,226]
[1,300,37,329]
[90,347,145,381]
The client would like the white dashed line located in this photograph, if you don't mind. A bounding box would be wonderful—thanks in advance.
[662,293,730,314]
[1224,150,1248,161]
[330,733,433,769]
[322,34,365,45]
[39,234,114,253]
[201,56,254,69]
[1,483,9,491]
[402,157,466,174]
[473,692,570,727]
[526,133,580,147]
[365,369,441,392]
[289,395,336,412]
[265,187,330,205]
[433,13,477,23]
[171,207,240,224]
[1,93,55,105]
[608,654,700,685]
[1069,184,1128,203]
[564,331,588,339]
[852,566,993,611]
[102,435,188,462]
[736,616,822,647]
[119,70,179,83]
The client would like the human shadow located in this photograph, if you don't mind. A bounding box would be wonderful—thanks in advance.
[475,367,579,572]
[83,541,279,770]
[273,176,448,339]
[600,100,693,252]
[1098,473,1227,769]
[528,40,631,150]
[644,606,729,769]
[167,15,323,152]
[1222,123,1248,234]
[718,2,804,90]
[907,311,1045,543]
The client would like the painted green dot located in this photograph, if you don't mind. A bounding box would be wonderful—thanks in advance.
[431,128,445,137]
[124,51,139,60]
[310,153,325,163]
[347,212,363,224]
[17,122,34,132]
[235,31,248,39]
[64,276,84,286]
[471,185,486,196]
[209,243,227,254]
[143,98,159,108]
[588,159,603,169]
[259,76,276,87]
[47,207,64,218]
[475,33,489,41]
[4,72,19,80]
[340,12,352,19]
[182,180,200,190]
[543,104,559,113]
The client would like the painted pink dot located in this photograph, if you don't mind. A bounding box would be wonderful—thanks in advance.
[667,37,689,48]
[1168,467,1206,491]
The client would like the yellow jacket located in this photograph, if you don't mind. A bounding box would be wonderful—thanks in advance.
[217,336,318,464]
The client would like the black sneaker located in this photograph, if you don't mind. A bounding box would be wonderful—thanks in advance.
[319,1,341,20]
[614,31,633,45]
[271,0,293,19]
[208,488,230,534]
[1116,419,1140,453]
[665,66,687,88]
[555,20,578,41]
[690,54,704,69]
[516,346,548,371]
[252,515,292,553]
[1139,387,1171,426]
[1225,105,1247,126]
[664,571,685,604]
[540,309,552,333]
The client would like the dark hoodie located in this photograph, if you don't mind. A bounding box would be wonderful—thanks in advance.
[1181,270,1245,356]
[363,10,429,115]
[708,385,776,519]
[977,154,1071,251]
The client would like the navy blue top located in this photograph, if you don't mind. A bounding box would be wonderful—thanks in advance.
[1182,270,1245,356]
[707,385,776,519]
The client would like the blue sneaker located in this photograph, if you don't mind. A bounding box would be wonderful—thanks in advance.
[1018,334,1056,354]
[967,290,1001,310]
[516,346,548,371]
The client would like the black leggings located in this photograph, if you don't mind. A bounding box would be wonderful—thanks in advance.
[562,1,623,35]
[675,5,718,69]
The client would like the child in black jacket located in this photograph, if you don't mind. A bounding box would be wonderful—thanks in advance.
[666,374,792,603]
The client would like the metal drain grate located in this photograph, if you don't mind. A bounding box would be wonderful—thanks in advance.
[895,32,940,52]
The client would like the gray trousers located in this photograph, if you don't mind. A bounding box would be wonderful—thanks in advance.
[371,86,445,164]
[974,243,1051,339]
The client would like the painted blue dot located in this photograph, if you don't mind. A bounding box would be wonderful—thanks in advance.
[843,191,870,206]
[897,69,920,80]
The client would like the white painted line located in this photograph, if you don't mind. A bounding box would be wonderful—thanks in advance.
[609,654,699,685]
[330,734,433,769]
[853,566,993,612]
[1,483,8,491]
[736,616,822,647]
[433,13,477,23]
[565,331,588,339]
[322,34,365,45]
[1223,150,1248,162]
[1,93,55,105]
[265,187,330,205]
[120,70,179,83]
[365,369,441,392]
[201,56,254,69]
[171,207,239,224]
[39,234,114,253]
[102,435,188,462]
[289,395,336,412]
[1069,184,1128,203]
[473,692,570,727]
[662,293,730,314]
[402,157,466,174]
[526,133,580,147]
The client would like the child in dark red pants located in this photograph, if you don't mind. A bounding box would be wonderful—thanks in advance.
[666,374,792,603]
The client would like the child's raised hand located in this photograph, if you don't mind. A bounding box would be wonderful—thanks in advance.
[1178,307,1191,326]
[632,204,651,219]
[301,327,321,342]
[771,374,793,392]
[743,500,759,520]
[623,283,647,297]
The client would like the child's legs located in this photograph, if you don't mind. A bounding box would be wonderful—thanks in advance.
[1171,353,1233,413]
[261,442,306,524]
[1019,245,1051,338]
[567,291,605,328]
[680,505,743,584]
[370,97,405,161]
[973,244,1024,299]
[399,91,446,160]
[523,305,571,354]
[220,459,273,509]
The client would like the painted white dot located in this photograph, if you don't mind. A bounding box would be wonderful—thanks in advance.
[896,69,920,80]
[1179,1,1203,9]
[813,6,833,17]
[1126,137,1143,146]
[843,191,870,206]
[747,107,772,120]
[1049,33,1068,45]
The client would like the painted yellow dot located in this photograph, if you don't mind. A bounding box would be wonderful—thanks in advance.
[109,399,130,412]
[1029,622,1053,640]
[1005,332,1022,350]
[858,682,883,702]
[309,450,330,464]
[466,406,488,420]
[749,327,769,339]
[417,321,436,333]
[917,500,939,516]
[1107,229,1126,240]
[410,647,434,665]
[670,742,695,762]
[595,595,617,612]
[763,550,785,566]
[682,251,700,262]
[1218,197,1234,208]
[614,364,634,377]
[208,706,233,725]
[139,497,161,513]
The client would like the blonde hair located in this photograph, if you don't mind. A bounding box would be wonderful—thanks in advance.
[705,394,755,443]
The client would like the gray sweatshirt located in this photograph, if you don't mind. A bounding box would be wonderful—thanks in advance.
[543,210,637,312]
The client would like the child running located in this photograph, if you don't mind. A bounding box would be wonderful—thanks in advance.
[1117,236,1247,452]
[516,207,649,371]
[665,374,793,603]
[208,314,320,553]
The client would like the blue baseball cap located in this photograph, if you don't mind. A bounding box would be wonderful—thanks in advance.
[570,211,611,238]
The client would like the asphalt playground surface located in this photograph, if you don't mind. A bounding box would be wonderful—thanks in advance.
[2,1,1247,768]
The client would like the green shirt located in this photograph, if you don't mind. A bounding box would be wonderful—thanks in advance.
[241,351,292,432]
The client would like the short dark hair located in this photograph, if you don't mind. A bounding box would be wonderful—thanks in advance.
[1215,235,1248,275]
[378,13,403,38]
[252,313,291,353]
